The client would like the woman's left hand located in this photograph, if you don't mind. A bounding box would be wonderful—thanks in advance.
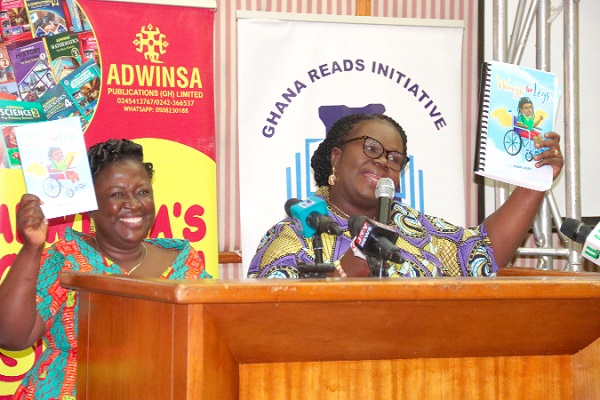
[533,131,564,180]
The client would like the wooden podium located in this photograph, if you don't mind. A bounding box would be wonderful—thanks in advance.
[60,269,600,400]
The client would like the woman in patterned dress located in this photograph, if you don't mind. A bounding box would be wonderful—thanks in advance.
[0,139,211,399]
[248,113,564,279]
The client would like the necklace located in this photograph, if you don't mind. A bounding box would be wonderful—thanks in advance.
[326,200,350,220]
[93,237,148,275]
[127,244,147,275]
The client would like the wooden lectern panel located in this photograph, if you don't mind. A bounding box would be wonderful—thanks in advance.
[62,272,600,400]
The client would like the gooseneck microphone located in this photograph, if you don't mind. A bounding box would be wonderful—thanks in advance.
[349,214,404,264]
[284,197,342,237]
[560,218,600,266]
[375,177,395,225]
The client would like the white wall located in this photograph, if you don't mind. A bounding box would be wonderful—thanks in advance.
[484,1,600,218]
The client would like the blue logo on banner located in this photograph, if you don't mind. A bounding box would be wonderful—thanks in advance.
[285,104,425,212]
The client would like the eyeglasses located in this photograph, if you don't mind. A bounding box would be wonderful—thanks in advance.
[339,135,409,171]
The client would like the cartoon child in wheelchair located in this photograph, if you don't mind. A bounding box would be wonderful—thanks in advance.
[43,146,86,198]
[497,96,547,162]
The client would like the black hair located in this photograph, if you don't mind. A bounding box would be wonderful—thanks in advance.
[87,138,154,180]
[517,97,534,117]
[310,113,408,187]
[47,146,62,160]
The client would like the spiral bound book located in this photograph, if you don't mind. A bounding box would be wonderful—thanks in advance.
[474,61,558,191]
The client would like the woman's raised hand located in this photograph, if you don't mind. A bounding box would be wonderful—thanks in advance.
[17,194,48,248]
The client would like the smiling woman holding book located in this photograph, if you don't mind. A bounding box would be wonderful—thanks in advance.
[249,113,564,278]
[0,138,211,399]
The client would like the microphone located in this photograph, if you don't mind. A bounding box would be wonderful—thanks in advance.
[348,214,404,264]
[284,197,343,237]
[560,218,600,265]
[375,177,395,225]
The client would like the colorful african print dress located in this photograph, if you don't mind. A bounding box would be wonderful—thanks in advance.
[13,227,210,400]
[248,187,498,278]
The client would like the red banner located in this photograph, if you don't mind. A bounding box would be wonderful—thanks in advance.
[0,1,216,396]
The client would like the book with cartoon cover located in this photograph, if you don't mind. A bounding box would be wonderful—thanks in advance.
[14,116,97,219]
[44,32,82,81]
[24,0,72,37]
[0,99,46,168]
[474,61,559,191]
[59,58,100,123]
[7,37,55,101]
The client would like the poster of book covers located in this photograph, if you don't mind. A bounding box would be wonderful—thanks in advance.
[14,116,97,219]
[0,1,216,396]
[7,37,55,101]
[44,32,83,81]
[24,0,73,37]
[0,44,19,98]
[0,0,32,43]
[0,99,46,168]
[238,13,465,274]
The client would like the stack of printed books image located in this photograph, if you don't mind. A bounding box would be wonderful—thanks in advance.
[0,0,100,218]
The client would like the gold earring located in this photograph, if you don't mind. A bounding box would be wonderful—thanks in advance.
[328,167,337,186]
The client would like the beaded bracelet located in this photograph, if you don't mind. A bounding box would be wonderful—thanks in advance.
[333,259,348,278]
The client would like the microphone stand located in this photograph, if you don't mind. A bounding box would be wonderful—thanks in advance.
[367,255,389,278]
[297,231,335,278]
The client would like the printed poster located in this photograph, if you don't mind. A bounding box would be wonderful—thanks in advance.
[0,1,216,397]
[238,12,465,275]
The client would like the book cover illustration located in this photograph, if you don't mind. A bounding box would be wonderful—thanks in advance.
[78,30,98,65]
[78,3,90,31]
[7,37,55,101]
[14,116,97,219]
[44,32,82,81]
[60,58,99,123]
[25,0,72,37]
[475,61,558,191]
[0,0,32,42]
[0,43,20,98]
[38,81,86,128]
[0,99,46,168]
[64,0,82,33]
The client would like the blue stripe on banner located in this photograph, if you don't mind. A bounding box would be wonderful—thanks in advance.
[286,166,292,199]
[419,169,425,213]
[295,152,302,198]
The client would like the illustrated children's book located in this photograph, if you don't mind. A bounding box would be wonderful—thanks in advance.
[7,37,55,101]
[0,99,46,168]
[14,116,97,219]
[474,61,558,191]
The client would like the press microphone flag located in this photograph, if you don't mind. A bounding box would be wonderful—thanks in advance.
[284,197,343,237]
[349,214,404,264]
[375,177,395,225]
[560,218,600,266]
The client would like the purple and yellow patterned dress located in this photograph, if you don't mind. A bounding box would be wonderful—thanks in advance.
[13,227,210,400]
[248,187,498,279]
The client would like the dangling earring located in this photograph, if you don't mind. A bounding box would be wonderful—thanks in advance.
[328,167,337,186]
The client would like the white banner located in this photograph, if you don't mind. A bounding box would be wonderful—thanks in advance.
[238,12,465,275]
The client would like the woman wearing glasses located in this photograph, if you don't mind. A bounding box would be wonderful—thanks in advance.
[247,113,563,278]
